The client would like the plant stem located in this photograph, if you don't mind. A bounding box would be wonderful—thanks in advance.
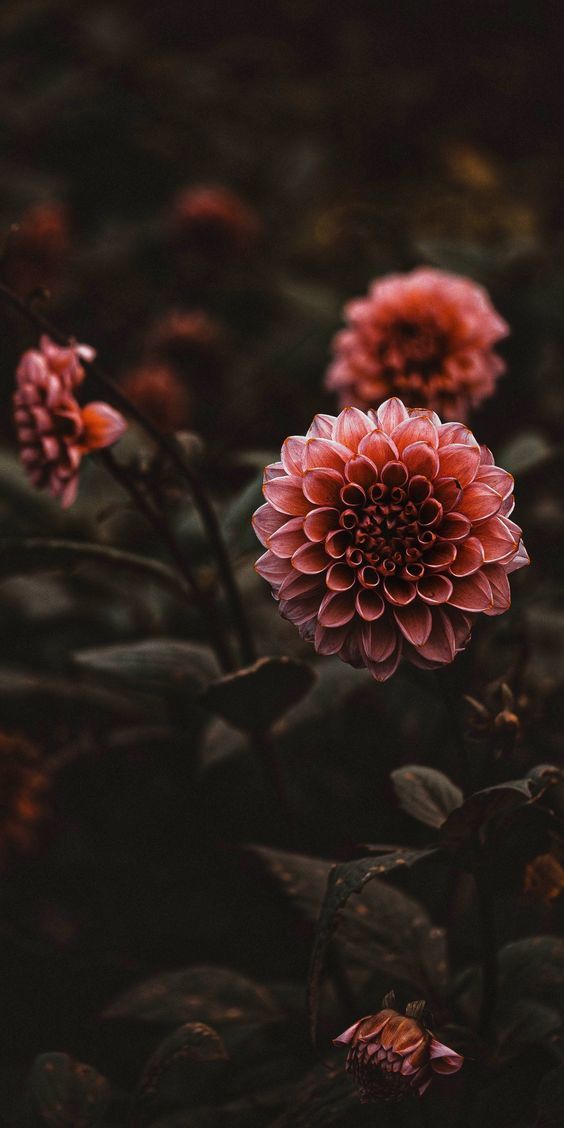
[0,281,255,668]
[101,449,234,674]
[476,864,498,1039]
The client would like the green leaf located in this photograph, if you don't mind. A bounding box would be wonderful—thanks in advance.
[131,1023,227,1127]
[0,537,190,602]
[104,965,282,1027]
[222,471,265,559]
[73,639,219,699]
[20,1052,110,1127]
[498,936,564,1005]
[440,778,540,857]
[497,998,561,1057]
[391,765,463,829]
[536,1064,564,1127]
[307,848,439,1046]
[200,656,316,732]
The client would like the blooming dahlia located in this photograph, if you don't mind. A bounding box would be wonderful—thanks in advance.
[14,336,127,508]
[334,999,463,1103]
[253,400,528,681]
[326,268,508,421]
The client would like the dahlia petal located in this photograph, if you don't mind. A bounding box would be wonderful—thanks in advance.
[345,455,378,489]
[268,517,307,558]
[264,474,310,515]
[315,622,352,656]
[357,428,399,468]
[408,407,442,427]
[438,443,481,486]
[433,477,462,512]
[281,435,307,475]
[505,540,530,574]
[482,563,511,615]
[394,602,432,646]
[325,529,350,558]
[449,536,485,576]
[59,474,79,509]
[365,642,402,682]
[327,562,356,591]
[361,614,397,662]
[476,516,517,563]
[417,574,454,604]
[448,571,493,612]
[376,397,410,433]
[479,444,496,466]
[280,591,323,627]
[306,413,337,440]
[303,437,351,471]
[355,588,385,620]
[402,441,440,480]
[303,468,344,507]
[438,422,479,448]
[429,1039,464,1073]
[334,406,373,451]
[423,542,457,571]
[291,541,329,573]
[252,503,287,547]
[383,577,417,605]
[437,513,472,541]
[416,607,457,663]
[263,461,285,481]
[254,550,292,585]
[392,416,439,453]
[318,589,356,627]
[477,465,514,499]
[80,403,127,450]
[457,481,503,523]
[303,507,340,541]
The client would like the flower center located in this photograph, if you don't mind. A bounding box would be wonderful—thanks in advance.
[334,464,443,583]
[380,317,447,380]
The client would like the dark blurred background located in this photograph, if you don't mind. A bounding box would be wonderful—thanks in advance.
[1,1,564,1122]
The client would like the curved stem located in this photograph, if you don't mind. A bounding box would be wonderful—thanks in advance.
[0,282,255,668]
[101,449,234,673]
[476,864,498,1039]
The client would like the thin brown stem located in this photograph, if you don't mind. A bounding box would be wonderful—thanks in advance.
[101,449,234,673]
[0,281,255,668]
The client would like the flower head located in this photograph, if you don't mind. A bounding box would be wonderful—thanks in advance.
[14,336,127,508]
[0,731,50,869]
[4,201,70,297]
[334,998,463,1103]
[326,268,508,421]
[121,363,192,433]
[145,308,224,376]
[171,185,261,256]
[253,400,528,681]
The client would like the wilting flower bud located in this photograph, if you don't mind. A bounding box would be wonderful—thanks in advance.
[13,336,127,508]
[2,201,70,297]
[253,399,528,681]
[171,184,261,256]
[465,681,528,757]
[0,731,50,869]
[121,363,192,433]
[334,999,463,1103]
[326,268,508,421]
[524,851,564,904]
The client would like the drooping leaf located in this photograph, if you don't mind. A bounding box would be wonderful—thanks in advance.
[131,1023,227,1127]
[536,1064,564,1128]
[390,765,463,829]
[20,1052,110,1127]
[200,657,316,732]
[440,771,558,859]
[497,998,562,1057]
[307,848,439,1046]
[73,639,219,699]
[104,965,282,1027]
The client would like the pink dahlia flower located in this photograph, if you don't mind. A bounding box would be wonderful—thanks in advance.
[334,1004,463,1103]
[252,400,528,681]
[14,337,127,508]
[326,268,509,421]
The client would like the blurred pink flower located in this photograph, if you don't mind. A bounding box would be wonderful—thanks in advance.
[334,1003,463,1103]
[121,363,192,433]
[326,268,508,421]
[14,337,126,508]
[253,400,528,681]
[3,201,70,298]
[171,185,261,256]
